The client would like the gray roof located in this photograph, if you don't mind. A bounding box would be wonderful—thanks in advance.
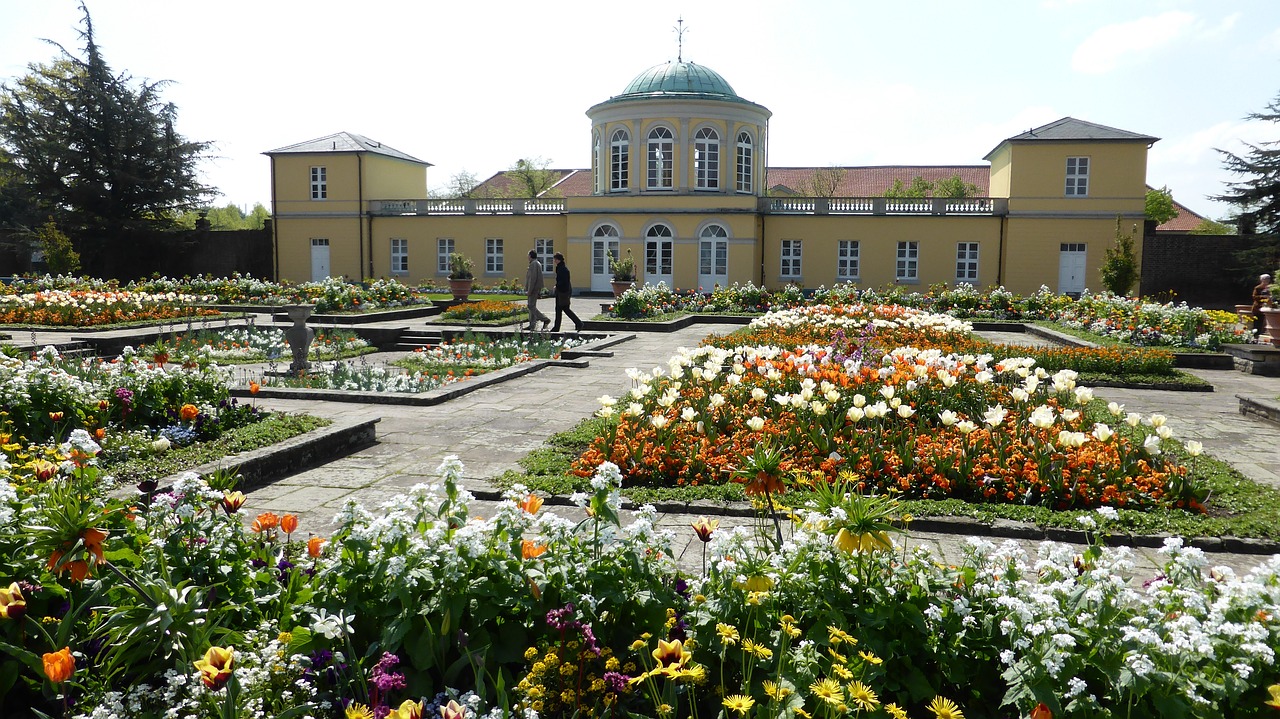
[984,117,1158,159]
[264,132,431,165]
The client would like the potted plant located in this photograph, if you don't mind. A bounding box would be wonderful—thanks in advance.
[447,252,475,302]
[610,249,636,297]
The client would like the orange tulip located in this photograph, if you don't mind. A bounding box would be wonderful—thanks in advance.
[94,427,106,440]
[521,539,547,559]
[517,493,543,515]
[193,646,234,689]
[0,582,26,620]
[307,536,326,558]
[251,512,279,533]
[179,404,200,421]
[249,381,261,395]
[1030,703,1053,719]
[42,647,74,684]
[281,514,299,534]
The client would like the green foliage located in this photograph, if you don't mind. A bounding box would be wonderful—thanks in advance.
[34,217,79,274]
[507,157,560,198]
[0,3,212,251]
[1191,218,1236,235]
[800,166,847,197]
[1145,185,1178,224]
[883,174,977,199]
[447,252,474,280]
[609,249,636,282]
[1100,216,1140,295]
[934,174,980,198]
[175,203,270,230]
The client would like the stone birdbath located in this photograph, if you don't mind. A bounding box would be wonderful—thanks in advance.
[283,304,316,373]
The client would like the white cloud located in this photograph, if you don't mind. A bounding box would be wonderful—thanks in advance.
[1148,118,1274,217]
[1072,11,1197,74]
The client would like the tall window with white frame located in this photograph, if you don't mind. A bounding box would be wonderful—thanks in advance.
[837,240,860,282]
[955,242,979,283]
[1065,157,1089,196]
[781,239,802,279]
[310,166,327,200]
[485,238,504,274]
[437,238,455,275]
[535,238,554,272]
[592,131,600,194]
[694,127,719,190]
[610,129,629,192]
[896,241,919,282]
[647,127,674,190]
[735,132,753,193]
[390,238,408,276]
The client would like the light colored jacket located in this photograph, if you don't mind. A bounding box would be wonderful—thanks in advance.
[526,258,545,298]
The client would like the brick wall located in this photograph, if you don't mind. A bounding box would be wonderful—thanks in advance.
[1140,231,1253,309]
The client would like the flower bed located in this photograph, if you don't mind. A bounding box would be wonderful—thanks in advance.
[1,458,1277,718]
[0,289,220,327]
[139,326,372,364]
[607,282,1247,350]
[264,334,592,393]
[578,304,1202,512]
[439,299,525,322]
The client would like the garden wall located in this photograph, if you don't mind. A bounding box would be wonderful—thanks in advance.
[0,223,272,281]
[1141,231,1252,309]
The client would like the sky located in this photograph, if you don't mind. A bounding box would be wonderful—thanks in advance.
[2,0,1278,220]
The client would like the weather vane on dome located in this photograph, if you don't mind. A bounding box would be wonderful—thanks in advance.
[674,16,689,63]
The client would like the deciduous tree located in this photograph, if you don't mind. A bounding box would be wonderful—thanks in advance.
[801,167,847,197]
[507,157,560,198]
[1145,186,1177,224]
[1100,216,1139,296]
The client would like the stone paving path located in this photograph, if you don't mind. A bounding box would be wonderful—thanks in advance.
[224,303,1280,579]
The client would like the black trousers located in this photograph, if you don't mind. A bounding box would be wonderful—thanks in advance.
[552,292,581,332]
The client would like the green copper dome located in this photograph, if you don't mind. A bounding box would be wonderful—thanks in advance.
[617,62,739,99]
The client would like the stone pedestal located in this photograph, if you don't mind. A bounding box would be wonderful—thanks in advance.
[283,304,316,374]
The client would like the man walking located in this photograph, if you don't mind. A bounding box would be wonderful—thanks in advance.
[551,252,583,333]
[525,250,551,331]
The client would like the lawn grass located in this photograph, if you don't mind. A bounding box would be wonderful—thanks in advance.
[497,410,1280,541]
[106,413,330,486]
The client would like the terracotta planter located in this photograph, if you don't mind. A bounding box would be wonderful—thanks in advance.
[1263,307,1280,347]
[611,280,634,297]
[449,278,474,302]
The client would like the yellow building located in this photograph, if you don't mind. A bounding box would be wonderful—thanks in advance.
[266,61,1157,296]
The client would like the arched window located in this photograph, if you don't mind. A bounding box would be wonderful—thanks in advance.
[699,224,729,278]
[645,223,674,277]
[694,127,719,190]
[610,129,629,192]
[647,127,674,190]
[735,132,753,193]
[592,223,621,277]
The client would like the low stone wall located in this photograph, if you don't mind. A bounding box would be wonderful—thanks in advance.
[1238,395,1280,426]
[1222,344,1280,376]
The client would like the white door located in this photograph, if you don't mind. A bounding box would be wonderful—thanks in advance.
[590,225,620,292]
[645,224,674,288]
[1058,243,1087,296]
[310,238,330,281]
[698,225,729,291]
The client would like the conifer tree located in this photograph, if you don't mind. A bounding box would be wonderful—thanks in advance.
[1215,91,1280,276]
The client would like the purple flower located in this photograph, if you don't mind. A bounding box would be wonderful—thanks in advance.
[114,387,134,406]
[603,671,630,693]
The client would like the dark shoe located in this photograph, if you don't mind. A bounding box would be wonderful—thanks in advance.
[575,324,583,333]
[540,319,551,330]
[550,326,560,333]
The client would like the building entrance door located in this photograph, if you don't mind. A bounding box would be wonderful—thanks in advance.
[311,239,331,281]
[1058,243,1087,297]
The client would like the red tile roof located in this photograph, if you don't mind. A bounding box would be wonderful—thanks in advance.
[1155,198,1209,232]
[766,166,991,196]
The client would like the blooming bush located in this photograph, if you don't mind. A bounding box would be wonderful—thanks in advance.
[440,299,525,322]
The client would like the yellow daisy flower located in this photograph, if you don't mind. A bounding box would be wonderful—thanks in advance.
[810,677,844,706]
[717,623,740,645]
[928,695,965,719]
[886,703,909,719]
[723,694,755,715]
[846,681,879,712]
